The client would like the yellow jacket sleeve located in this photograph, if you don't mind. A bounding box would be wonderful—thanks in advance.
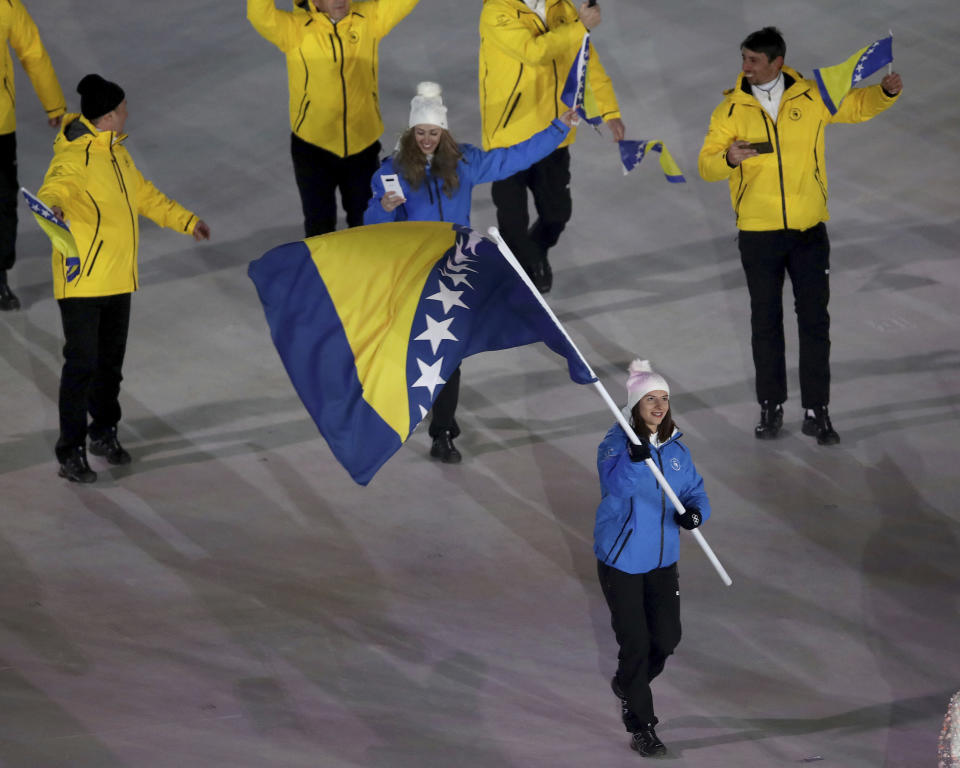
[9,0,65,118]
[698,99,737,182]
[134,169,198,236]
[247,0,304,52]
[372,0,420,37]
[480,5,586,66]
[586,40,620,121]
[830,83,900,125]
[37,150,86,213]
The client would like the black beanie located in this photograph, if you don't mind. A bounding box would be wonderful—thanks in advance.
[77,74,125,121]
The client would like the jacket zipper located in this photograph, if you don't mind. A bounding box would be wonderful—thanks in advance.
[655,449,666,567]
[812,120,827,203]
[604,498,634,564]
[435,177,444,221]
[764,109,788,229]
[2,76,14,108]
[75,191,102,286]
[498,68,524,130]
[332,24,348,156]
[110,145,138,290]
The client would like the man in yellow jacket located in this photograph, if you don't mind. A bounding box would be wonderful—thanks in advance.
[698,26,902,445]
[479,0,623,293]
[0,0,65,310]
[38,74,210,483]
[248,0,419,236]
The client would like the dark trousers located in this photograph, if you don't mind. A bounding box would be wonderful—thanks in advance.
[429,365,460,438]
[598,560,681,729]
[491,147,572,276]
[290,134,380,237]
[738,222,831,409]
[55,293,131,460]
[0,131,18,273]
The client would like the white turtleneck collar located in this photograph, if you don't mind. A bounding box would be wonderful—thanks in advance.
[523,0,547,22]
[751,71,784,121]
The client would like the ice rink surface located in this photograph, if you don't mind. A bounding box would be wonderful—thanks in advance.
[2,1,958,766]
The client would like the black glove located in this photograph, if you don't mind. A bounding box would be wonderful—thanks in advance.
[627,439,650,463]
[674,507,702,530]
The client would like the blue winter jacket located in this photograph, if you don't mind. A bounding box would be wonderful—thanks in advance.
[362,119,569,227]
[594,425,712,575]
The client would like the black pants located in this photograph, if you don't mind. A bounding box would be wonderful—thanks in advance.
[491,147,572,276]
[0,131,18,273]
[598,560,681,729]
[429,365,460,438]
[55,293,131,460]
[738,222,831,409]
[290,134,380,237]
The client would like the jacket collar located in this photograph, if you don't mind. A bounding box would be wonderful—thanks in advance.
[58,113,127,149]
[728,65,810,104]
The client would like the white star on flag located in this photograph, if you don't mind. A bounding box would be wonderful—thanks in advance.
[458,230,486,257]
[440,266,473,288]
[415,314,458,354]
[426,280,468,314]
[411,357,446,398]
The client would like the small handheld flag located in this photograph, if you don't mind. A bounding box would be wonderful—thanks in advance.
[812,35,894,115]
[248,222,596,485]
[618,140,686,183]
[560,34,603,127]
[21,187,80,280]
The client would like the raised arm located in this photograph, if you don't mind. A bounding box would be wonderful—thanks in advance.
[830,75,902,125]
[247,0,304,52]
[480,4,586,67]
[465,118,570,184]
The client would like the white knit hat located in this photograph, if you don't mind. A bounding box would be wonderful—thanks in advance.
[623,359,670,418]
[408,81,448,129]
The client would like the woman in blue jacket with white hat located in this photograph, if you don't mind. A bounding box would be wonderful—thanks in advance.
[364,81,573,464]
[595,359,712,758]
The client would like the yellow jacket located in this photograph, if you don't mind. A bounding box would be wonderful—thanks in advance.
[479,0,620,151]
[698,66,900,232]
[0,0,65,134]
[247,0,418,158]
[38,114,199,299]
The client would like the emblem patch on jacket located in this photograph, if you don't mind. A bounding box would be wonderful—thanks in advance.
[671,458,681,471]
[789,107,802,121]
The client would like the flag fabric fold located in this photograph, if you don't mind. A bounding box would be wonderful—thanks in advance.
[812,35,894,115]
[21,187,80,279]
[618,139,686,183]
[248,221,595,485]
[560,33,603,126]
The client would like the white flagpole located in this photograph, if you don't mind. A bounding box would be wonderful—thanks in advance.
[488,227,733,587]
[888,29,893,75]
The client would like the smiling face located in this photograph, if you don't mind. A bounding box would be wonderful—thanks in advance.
[414,125,443,156]
[741,47,783,86]
[636,390,670,435]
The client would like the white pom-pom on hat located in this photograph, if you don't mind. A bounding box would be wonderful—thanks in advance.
[623,358,670,417]
[409,80,448,129]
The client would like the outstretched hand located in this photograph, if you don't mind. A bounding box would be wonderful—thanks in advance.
[193,220,211,241]
[881,72,903,96]
[605,117,626,142]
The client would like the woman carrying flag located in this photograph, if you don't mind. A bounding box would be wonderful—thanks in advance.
[364,81,573,464]
[594,360,711,757]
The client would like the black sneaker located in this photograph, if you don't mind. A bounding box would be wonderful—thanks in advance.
[611,676,642,733]
[754,401,783,440]
[58,446,97,483]
[89,427,132,465]
[630,726,667,758]
[802,406,840,445]
[430,430,461,464]
[0,281,20,311]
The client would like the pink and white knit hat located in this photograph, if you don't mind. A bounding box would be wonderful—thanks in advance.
[623,359,670,417]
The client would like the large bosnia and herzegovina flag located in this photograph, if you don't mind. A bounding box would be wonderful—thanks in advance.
[812,35,894,115]
[248,221,596,485]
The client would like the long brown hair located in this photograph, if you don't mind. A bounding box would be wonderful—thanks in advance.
[631,401,676,445]
[394,128,462,198]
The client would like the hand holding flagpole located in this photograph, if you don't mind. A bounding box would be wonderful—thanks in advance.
[488,227,732,587]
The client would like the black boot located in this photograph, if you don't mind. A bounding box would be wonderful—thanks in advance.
[611,676,642,733]
[430,430,462,464]
[630,725,667,758]
[58,445,97,483]
[0,280,20,311]
[754,401,783,440]
[537,256,553,294]
[89,426,132,465]
[802,406,840,445]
